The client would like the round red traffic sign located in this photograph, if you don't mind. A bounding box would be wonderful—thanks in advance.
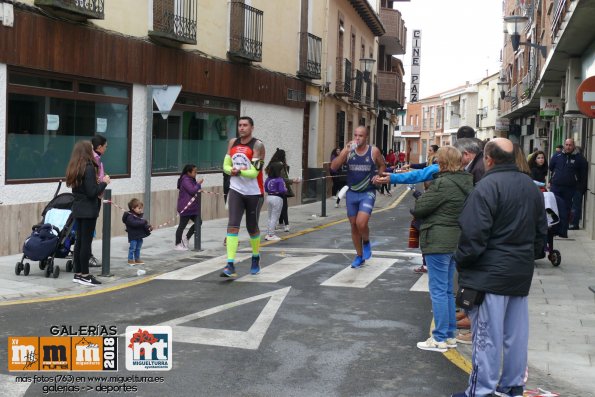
[576,75,595,118]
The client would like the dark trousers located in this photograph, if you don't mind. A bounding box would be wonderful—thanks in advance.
[278,196,289,226]
[74,217,97,274]
[176,215,196,245]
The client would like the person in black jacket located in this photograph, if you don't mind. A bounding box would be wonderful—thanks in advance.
[549,139,588,229]
[527,150,548,183]
[450,138,547,397]
[66,141,110,286]
[122,198,152,265]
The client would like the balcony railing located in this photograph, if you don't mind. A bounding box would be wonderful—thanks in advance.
[228,1,263,63]
[297,32,322,80]
[378,7,406,56]
[364,81,372,107]
[551,0,569,38]
[335,58,352,96]
[351,70,363,103]
[34,0,104,20]
[149,0,197,45]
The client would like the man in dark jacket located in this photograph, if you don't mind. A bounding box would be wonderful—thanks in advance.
[549,138,588,229]
[450,138,548,397]
[454,138,485,185]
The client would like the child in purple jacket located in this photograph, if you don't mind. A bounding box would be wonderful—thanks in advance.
[122,198,152,265]
[175,164,203,250]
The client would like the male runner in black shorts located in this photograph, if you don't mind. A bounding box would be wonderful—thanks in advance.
[221,117,265,277]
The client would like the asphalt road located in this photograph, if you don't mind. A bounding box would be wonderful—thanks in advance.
[1,195,470,397]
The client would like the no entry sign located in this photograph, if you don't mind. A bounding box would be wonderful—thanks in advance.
[576,76,595,118]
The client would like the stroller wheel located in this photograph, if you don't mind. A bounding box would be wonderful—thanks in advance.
[65,260,73,272]
[45,259,53,278]
[550,250,562,267]
[23,262,30,276]
[15,262,23,276]
[52,266,60,279]
[39,259,47,270]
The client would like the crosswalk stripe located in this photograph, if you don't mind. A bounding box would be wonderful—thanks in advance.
[409,273,429,292]
[321,258,400,288]
[155,253,251,280]
[255,247,421,258]
[236,255,327,283]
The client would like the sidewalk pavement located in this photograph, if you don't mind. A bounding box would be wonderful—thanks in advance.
[1,187,594,396]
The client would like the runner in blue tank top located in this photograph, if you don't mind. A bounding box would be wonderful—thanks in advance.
[330,126,386,268]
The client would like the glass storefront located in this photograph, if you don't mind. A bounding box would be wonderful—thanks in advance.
[152,95,239,174]
[6,69,130,181]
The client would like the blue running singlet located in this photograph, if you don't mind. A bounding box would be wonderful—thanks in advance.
[346,145,377,192]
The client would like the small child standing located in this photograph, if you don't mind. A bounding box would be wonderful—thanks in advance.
[122,198,152,265]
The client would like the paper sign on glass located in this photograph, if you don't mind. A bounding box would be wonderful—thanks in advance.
[47,115,59,131]
[96,118,107,133]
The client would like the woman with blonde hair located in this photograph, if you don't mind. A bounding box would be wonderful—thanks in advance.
[411,146,474,352]
[65,141,110,286]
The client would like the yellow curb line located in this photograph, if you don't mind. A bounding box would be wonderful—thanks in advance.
[430,313,473,375]
[0,274,160,307]
[1,189,410,306]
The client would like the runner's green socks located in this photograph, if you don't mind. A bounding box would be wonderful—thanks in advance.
[226,233,239,262]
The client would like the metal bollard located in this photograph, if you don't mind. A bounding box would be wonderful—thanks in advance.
[193,193,203,251]
[321,170,327,217]
[101,189,113,277]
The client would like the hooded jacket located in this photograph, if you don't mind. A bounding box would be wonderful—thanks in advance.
[411,171,474,254]
[177,174,202,216]
[122,211,151,242]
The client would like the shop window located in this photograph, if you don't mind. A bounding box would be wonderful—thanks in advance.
[152,108,238,174]
[6,70,130,182]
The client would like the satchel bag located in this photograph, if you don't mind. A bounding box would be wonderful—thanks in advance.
[455,287,485,310]
[265,177,287,195]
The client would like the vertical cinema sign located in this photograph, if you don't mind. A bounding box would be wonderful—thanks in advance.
[410,30,421,102]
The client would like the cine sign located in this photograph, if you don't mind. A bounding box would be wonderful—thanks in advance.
[410,30,421,103]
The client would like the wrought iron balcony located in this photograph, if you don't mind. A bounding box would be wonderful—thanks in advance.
[335,58,352,96]
[297,32,322,80]
[149,0,197,45]
[34,0,104,21]
[350,70,363,103]
[228,1,263,63]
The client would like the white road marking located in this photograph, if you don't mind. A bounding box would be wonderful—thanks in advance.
[155,253,251,280]
[255,247,421,258]
[0,374,29,397]
[156,287,291,350]
[409,273,429,292]
[237,255,327,283]
[321,258,400,288]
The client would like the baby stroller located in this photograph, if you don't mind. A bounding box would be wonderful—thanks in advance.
[540,190,567,267]
[15,182,76,278]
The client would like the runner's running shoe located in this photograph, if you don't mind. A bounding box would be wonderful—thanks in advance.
[250,255,261,275]
[351,255,365,269]
[220,263,237,278]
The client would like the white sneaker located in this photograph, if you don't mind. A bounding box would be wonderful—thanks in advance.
[416,337,448,352]
[334,203,339,208]
[182,236,189,248]
[446,338,457,348]
[174,243,188,251]
[284,225,290,232]
[265,234,281,241]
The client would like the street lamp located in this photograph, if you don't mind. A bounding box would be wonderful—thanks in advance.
[503,15,547,58]
[359,58,375,82]
[497,79,509,100]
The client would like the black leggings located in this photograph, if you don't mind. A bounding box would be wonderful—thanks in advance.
[74,217,97,274]
[278,196,289,226]
[227,189,263,234]
[175,215,196,245]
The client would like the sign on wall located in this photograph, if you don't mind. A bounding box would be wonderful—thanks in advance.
[539,97,561,117]
[410,30,421,103]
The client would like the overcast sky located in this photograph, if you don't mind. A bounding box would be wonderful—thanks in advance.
[392,0,504,100]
